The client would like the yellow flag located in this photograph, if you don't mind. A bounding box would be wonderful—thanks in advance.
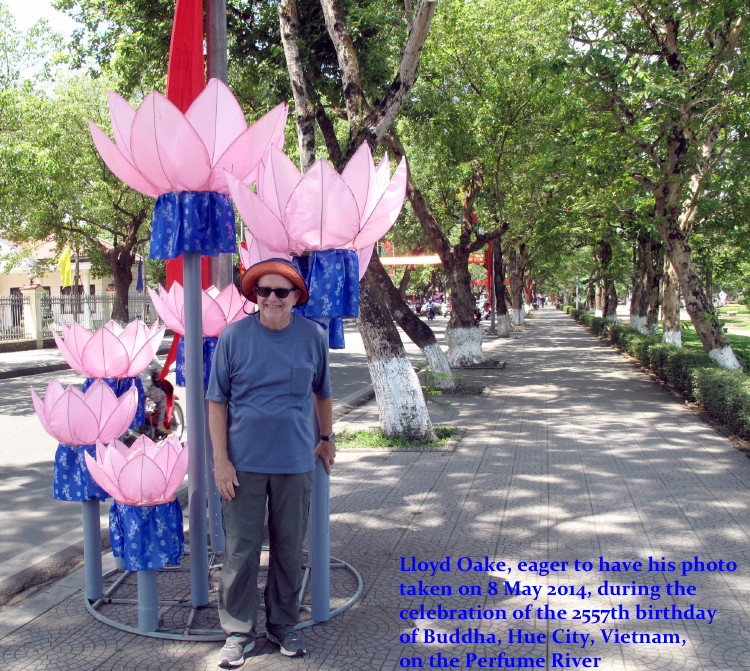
[58,246,73,288]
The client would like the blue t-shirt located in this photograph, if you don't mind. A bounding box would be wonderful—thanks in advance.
[206,313,331,474]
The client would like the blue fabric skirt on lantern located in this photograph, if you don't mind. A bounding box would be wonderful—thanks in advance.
[295,249,360,349]
[150,191,236,261]
[53,443,110,502]
[109,499,184,571]
[175,336,218,388]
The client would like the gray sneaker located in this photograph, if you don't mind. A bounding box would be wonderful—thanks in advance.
[266,630,307,657]
[217,635,255,668]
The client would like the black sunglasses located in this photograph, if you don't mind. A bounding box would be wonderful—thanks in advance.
[255,286,299,298]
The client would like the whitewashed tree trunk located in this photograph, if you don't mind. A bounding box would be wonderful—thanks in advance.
[422,342,455,391]
[709,346,742,370]
[629,315,650,334]
[663,330,682,346]
[495,313,511,337]
[358,270,433,440]
[368,355,433,438]
[511,308,523,326]
[445,325,488,366]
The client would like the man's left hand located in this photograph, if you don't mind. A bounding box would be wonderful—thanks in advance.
[315,440,336,474]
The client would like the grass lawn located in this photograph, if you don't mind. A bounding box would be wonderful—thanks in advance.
[680,312,750,371]
[718,305,750,332]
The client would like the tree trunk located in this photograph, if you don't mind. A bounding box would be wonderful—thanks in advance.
[506,244,525,326]
[655,173,739,368]
[492,238,510,337]
[279,0,316,171]
[368,252,456,391]
[106,247,134,324]
[358,267,433,440]
[597,240,618,322]
[661,255,681,346]
[646,235,663,332]
[629,233,649,333]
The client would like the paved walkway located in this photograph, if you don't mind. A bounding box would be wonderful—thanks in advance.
[1,308,748,670]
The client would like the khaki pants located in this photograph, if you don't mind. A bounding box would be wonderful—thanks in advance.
[218,471,313,639]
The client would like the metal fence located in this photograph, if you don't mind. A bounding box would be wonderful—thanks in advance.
[41,293,156,338]
[0,294,31,342]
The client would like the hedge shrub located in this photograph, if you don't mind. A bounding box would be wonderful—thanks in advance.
[566,310,750,437]
[692,368,750,441]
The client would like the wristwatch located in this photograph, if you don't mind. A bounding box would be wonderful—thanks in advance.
[319,432,336,442]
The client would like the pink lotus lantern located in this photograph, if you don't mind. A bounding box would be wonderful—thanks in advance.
[148,282,249,387]
[88,78,288,261]
[226,143,407,255]
[53,319,165,434]
[86,435,188,505]
[88,78,287,197]
[227,143,407,348]
[33,379,139,448]
[148,283,249,337]
[53,320,166,380]
[33,380,139,502]
[85,435,188,571]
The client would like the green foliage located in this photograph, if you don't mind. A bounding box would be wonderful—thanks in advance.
[692,368,750,441]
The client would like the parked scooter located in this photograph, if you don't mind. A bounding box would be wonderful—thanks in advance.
[123,365,185,446]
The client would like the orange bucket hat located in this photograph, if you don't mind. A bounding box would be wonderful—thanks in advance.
[240,258,309,307]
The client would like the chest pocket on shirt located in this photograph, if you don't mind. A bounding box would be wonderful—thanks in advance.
[290,364,315,397]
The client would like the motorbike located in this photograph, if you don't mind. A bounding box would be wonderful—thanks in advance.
[123,371,185,446]
[427,306,435,320]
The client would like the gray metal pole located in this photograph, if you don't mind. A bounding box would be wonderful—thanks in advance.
[82,499,102,601]
[137,570,159,632]
[184,251,209,606]
[206,0,234,293]
[204,399,225,553]
[310,459,330,621]
[308,327,330,622]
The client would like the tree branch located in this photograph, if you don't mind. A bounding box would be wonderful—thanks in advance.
[279,0,317,171]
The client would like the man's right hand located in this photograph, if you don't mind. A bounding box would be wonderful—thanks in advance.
[214,458,240,501]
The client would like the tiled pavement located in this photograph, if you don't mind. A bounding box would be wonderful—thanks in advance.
[1,308,748,670]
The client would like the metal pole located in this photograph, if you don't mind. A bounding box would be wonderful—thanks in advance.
[137,570,159,632]
[184,251,209,606]
[310,459,330,620]
[309,316,330,622]
[204,399,225,553]
[82,499,102,601]
[206,0,234,293]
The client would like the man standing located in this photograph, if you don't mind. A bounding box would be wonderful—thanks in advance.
[208,258,336,668]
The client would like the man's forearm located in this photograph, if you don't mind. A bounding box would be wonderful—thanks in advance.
[208,400,230,462]
[314,395,333,436]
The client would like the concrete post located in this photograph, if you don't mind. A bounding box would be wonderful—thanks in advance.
[19,284,47,348]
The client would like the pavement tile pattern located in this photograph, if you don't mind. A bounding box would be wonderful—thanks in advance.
[1,309,748,670]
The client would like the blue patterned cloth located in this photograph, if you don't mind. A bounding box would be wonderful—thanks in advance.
[109,499,184,571]
[175,336,218,388]
[53,443,111,502]
[83,376,145,429]
[150,191,236,260]
[295,250,360,349]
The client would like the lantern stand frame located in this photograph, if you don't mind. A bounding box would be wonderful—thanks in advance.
[83,548,363,641]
